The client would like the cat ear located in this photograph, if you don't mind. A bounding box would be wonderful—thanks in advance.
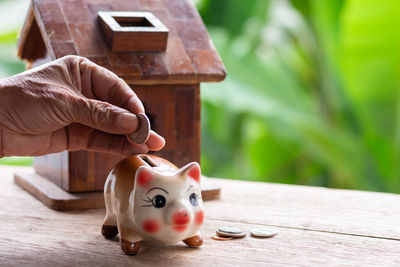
[136,166,154,187]
[178,162,201,183]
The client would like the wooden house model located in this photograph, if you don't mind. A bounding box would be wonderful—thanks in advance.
[15,0,225,210]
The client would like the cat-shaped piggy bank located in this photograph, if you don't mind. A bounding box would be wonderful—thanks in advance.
[101,154,204,255]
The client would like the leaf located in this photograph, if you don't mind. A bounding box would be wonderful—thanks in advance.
[340,0,400,191]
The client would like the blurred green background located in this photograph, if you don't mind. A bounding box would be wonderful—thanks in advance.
[1,0,399,193]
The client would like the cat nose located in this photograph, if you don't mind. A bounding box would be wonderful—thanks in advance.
[172,209,190,225]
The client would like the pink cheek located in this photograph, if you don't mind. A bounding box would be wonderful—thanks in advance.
[142,219,161,234]
[195,211,204,225]
[137,171,152,187]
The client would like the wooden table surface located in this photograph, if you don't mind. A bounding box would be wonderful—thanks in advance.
[0,165,399,266]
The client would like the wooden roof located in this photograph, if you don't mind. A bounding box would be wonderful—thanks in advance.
[18,0,226,84]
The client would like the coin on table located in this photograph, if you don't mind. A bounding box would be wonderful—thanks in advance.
[211,234,233,241]
[127,113,150,144]
[216,230,246,238]
[250,228,278,238]
[218,226,244,234]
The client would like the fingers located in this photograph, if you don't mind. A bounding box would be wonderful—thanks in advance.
[71,98,140,135]
[65,125,165,155]
[1,124,164,157]
[64,126,164,155]
[1,127,67,156]
[70,98,166,150]
[145,130,166,151]
[66,124,149,156]
[86,131,150,156]
[66,124,164,154]
[78,58,144,114]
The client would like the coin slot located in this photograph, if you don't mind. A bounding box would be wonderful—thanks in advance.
[113,16,154,28]
[140,155,158,167]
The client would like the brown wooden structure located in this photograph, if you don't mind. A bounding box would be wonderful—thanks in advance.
[15,0,225,210]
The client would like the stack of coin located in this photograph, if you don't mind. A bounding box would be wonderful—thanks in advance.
[211,226,278,241]
[211,226,246,241]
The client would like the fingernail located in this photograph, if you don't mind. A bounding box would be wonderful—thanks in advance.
[119,113,138,132]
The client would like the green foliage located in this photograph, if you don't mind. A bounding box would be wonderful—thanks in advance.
[0,0,29,78]
[0,31,25,78]
[0,0,399,193]
[199,0,400,193]
[340,0,400,191]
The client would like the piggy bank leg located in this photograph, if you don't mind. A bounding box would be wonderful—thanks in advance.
[119,223,143,254]
[120,239,142,255]
[102,203,118,239]
[103,180,119,239]
[102,209,118,239]
[119,228,143,255]
[101,221,118,239]
[183,233,203,247]
[118,215,143,255]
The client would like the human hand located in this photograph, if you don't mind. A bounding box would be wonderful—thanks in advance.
[0,56,165,157]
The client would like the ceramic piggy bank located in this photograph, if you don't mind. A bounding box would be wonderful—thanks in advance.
[101,154,204,255]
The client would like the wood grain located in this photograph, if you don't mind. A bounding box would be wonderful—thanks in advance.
[139,83,201,167]
[14,171,104,210]
[18,0,226,83]
[1,166,399,266]
[207,178,400,241]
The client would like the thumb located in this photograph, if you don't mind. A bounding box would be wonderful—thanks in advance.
[72,98,139,134]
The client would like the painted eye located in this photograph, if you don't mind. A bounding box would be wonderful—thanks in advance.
[189,193,198,206]
[152,195,166,208]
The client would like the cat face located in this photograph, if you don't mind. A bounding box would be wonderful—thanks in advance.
[132,162,204,243]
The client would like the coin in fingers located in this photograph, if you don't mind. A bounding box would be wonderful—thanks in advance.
[127,113,150,144]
